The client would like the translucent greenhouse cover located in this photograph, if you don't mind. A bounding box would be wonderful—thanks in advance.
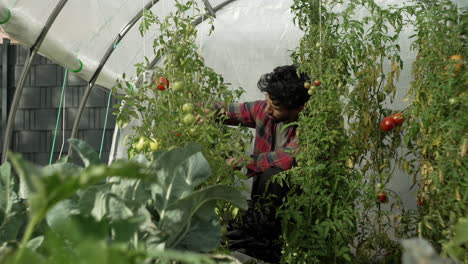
[0,0,303,95]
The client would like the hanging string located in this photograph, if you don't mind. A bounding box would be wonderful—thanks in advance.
[319,0,322,72]
[49,68,69,165]
[99,89,113,159]
[58,79,66,160]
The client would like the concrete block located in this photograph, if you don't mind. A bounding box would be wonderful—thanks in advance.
[14,109,27,129]
[18,87,43,108]
[33,109,58,130]
[66,108,91,129]
[33,64,58,87]
[16,130,45,152]
[86,88,109,107]
[11,65,31,86]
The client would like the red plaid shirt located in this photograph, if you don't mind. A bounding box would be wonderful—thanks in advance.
[222,100,298,176]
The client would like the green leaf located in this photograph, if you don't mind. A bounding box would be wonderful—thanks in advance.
[8,152,149,224]
[68,138,102,167]
[452,217,468,245]
[46,199,78,230]
[162,185,247,248]
[0,201,28,243]
[174,201,220,252]
[151,144,211,216]
[26,236,44,251]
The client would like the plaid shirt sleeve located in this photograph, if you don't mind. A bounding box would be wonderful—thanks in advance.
[246,133,298,173]
[218,101,262,128]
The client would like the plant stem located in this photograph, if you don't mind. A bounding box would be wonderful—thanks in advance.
[14,212,44,264]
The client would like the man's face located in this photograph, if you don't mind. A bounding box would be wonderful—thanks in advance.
[265,94,302,123]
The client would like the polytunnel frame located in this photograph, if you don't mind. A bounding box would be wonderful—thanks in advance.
[1,0,69,163]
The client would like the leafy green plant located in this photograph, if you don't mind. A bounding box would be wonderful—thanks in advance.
[0,163,28,245]
[0,139,246,264]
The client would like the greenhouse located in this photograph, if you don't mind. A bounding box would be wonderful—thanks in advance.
[0,0,466,263]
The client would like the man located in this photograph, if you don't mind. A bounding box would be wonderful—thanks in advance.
[218,65,310,263]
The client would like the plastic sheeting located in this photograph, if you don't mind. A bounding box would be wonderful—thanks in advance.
[0,0,206,89]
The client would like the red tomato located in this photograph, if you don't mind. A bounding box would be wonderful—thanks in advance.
[417,199,423,207]
[176,132,181,137]
[391,112,404,126]
[160,77,170,87]
[157,84,166,90]
[313,80,321,87]
[377,191,388,203]
[380,117,396,131]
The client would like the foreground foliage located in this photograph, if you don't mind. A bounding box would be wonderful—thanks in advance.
[0,140,246,264]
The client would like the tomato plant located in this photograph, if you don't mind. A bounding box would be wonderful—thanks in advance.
[406,1,467,261]
[114,1,253,243]
[284,0,415,263]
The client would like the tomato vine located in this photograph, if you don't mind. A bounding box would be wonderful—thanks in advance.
[406,1,467,261]
[114,0,252,191]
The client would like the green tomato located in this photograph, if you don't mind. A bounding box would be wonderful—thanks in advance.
[377,183,383,189]
[183,113,195,125]
[172,81,184,92]
[135,137,147,150]
[182,103,194,113]
[307,87,316,95]
[384,84,394,94]
[149,139,160,151]
[116,118,128,129]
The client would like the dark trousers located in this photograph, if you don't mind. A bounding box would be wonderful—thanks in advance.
[227,167,288,263]
[251,167,288,213]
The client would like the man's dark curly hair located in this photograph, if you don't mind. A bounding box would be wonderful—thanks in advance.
[257,65,310,109]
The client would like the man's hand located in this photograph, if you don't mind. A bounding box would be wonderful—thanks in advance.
[226,157,243,170]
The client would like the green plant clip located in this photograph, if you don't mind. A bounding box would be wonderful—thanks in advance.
[0,9,11,24]
[71,58,83,73]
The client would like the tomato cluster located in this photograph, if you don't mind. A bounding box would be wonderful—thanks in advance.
[134,137,160,152]
[380,112,404,132]
[304,79,322,95]
[154,76,170,90]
